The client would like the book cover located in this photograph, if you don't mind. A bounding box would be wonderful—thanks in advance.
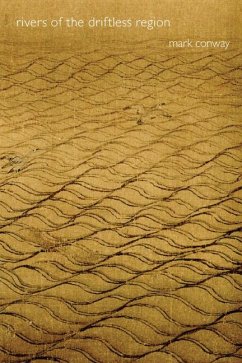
[0,1,241,362]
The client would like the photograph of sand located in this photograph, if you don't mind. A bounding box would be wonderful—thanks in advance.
[0,1,241,362]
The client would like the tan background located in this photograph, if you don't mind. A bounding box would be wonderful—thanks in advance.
[0,0,241,46]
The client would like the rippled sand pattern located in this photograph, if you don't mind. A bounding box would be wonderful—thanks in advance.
[0,42,241,363]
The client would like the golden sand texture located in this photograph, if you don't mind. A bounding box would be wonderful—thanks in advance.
[0,1,241,362]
